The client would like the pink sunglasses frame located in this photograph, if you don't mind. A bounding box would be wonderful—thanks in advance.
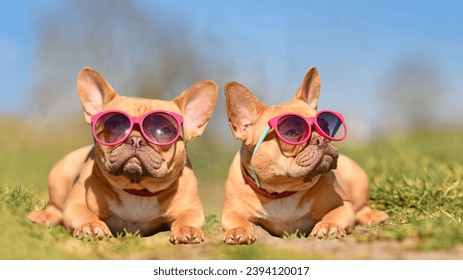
[267,110,348,145]
[91,110,184,146]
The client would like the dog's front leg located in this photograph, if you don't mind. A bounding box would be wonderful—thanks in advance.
[62,177,112,240]
[310,201,355,239]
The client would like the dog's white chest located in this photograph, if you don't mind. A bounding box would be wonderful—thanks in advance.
[257,192,315,234]
[261,194,312,220]
[106,193,164,234]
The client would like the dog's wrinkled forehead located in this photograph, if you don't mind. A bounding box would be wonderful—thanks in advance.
[265,101,317,121]
[103,97,182,116]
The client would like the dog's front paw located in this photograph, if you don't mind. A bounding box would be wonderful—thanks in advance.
[169,226,204,245]
[73,221,112,240]
[223,228,257,245]
[310,222,347,239]
[357,208,389,225]
[28,208,61,227]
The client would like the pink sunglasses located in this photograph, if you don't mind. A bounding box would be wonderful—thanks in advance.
[91,110,183,146]
[267,110,347,145]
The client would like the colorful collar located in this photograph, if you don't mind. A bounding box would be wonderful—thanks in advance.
[123,188,164,197]
[241,164,297,200]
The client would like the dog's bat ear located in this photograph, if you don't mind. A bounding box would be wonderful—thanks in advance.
[77,67,119,124]
[224,82,265,145]
[173,80,218,141]
[293,66,321,110]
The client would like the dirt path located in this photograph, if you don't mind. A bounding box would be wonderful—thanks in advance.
[254,227,463,259]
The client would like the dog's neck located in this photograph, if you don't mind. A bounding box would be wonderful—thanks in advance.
[240,164,297,199]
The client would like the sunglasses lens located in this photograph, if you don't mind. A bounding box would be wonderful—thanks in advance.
[316,112,346,140]
[94,112,131,144]
[276,115,309,144]
[142,113,179,144]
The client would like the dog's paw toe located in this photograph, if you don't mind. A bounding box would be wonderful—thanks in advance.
[223,228,256,245]
[310,222,347,239]
[73,222,112,240]
[169,227,204,245]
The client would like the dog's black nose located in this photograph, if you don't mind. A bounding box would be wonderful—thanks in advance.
[126,135,147,147]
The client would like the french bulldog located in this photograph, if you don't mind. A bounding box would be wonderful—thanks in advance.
[221,66,388,245]
[28,67,218,244]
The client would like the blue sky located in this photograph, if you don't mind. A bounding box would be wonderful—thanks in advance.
[1,0,462,138]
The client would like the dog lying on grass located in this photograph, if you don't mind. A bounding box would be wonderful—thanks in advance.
[28,67,218,244]
[221,66,388,244]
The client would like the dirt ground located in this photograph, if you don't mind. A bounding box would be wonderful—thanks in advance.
[253,227,463,260]
[133,226,463,260]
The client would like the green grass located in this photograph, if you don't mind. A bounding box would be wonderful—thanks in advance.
[2,117,463,259]
[340,130,463,251]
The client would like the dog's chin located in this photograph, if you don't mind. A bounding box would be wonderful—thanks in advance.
[308,154,337,176]
[121,158,148,184]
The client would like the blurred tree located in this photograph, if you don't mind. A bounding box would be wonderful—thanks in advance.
[378,57,448,133]
[27,0,234,130]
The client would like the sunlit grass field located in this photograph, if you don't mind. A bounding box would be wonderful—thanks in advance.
[1,117,463,259]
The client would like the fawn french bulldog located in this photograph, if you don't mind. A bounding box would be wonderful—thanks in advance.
[221,66,388,245]
[28,67,218,244]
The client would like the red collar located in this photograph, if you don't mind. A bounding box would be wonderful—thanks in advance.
[241,164,297,200]
[123,188,164,197]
